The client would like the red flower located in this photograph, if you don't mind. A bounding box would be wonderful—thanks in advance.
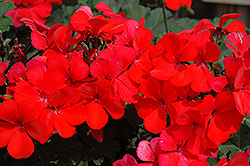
[150,33,198,87]
[14,67,66,112]
[164,0,193,11]
[69,10,125,42]
[6,0,52,27]
[135,76,177,134]
[40,88,87,138]
[199,92,243,148]
[209,13,246,43]
[136,137,164,165]
[0,99,49,159]
[187,30,220,92]
[48,52,89,87]
[78,79,125,130]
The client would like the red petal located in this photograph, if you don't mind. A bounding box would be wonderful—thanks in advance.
[89,129,103,143]
[0,122,17,147]
[69,55,89,82]
[207,117,231,146]
[24,120,49,144]
[143,105,167,134]
[60,103,88,126]
[101,98,125,119]
[7,129,34,159]
[164,0,181,11]
[136,98,162,119]
[6,62,26,83]
[219,13,242,28]
[54,115,76,138]
[223,20,246,33]
[133,27,153,54]
[114,71,139,104]
[114,46,137,71]
[233,90,250,116]
[137,140,155,162]
[158,152,187,166]
[48,88,80,109]
[86,102,108,130]
[208,76,228,93]
[0,99,19,123]
[190,64,213,92]
[170,64,195,87]
[69,11,90,32]
[26,66,45,90]
[44,69,65,93]
[31,30,47,50]
[53,26,72,53]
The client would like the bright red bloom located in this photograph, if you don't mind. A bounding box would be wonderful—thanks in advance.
[78,79,125,130]
[151,33,198,87]
[175,110,207,155]
[164,0,193,11]
[199,92,243,148]
[209,13,246,43]
[69,10,125,42]
[40,88,87,138]
[0,99,49,159]
[48,52,89,87]
[135,76,177,134]
[14,67,66,112]
[6,0,52,27]
[187,30,220,92]
[216,151,249,166]
[128,27,154,84]
[158,125,191,166]
[136,137,164,165]
[90,47,139,104]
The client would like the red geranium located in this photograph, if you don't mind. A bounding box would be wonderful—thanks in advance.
[0,99,49,159]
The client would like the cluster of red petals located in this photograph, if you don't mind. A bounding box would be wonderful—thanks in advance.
[1,1,249,163]
[6,0,54,27]
[113,12,248,165]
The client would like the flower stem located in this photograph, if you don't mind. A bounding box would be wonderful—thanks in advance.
[161,0,168,33]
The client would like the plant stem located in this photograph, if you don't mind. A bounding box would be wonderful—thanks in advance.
[24,50,43,65]
[161,0,168,33]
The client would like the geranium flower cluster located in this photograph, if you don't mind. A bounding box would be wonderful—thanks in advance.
[5,0,62,27]
[0,0,249,165]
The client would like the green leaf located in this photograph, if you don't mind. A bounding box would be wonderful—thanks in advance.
[168,17,198,33]
[0,1,15,32]
[218,144,241,159]
[0,1,15,16]
[125,4,150,21]
[228,123,250,150]
[145,8,172,38]
[0,16,13,32]
[92,157,104,166]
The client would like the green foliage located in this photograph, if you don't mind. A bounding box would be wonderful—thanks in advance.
[0,1,15,32]
[168,17,198,33]
[145,8,172,39]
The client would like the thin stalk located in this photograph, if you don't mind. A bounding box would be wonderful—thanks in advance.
[24,50,43,65]
[161,0,169,33]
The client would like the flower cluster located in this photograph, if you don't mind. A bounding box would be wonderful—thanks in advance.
[0,0,249,165]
